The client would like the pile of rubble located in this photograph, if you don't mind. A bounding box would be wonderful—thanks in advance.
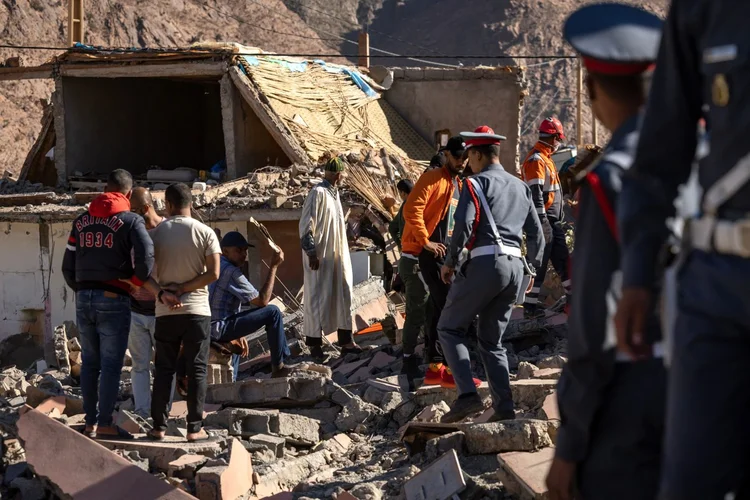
[0,176,49,195]
[0,299,567,499]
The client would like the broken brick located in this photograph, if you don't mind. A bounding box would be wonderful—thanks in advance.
[196,439,253,500]
[34,396,65,416]
[497,448,555,500]
[277,413,319,445]
[168,454,208,480]
[204,408,278,436]
[17,407,193,499]
[403,449,466,500]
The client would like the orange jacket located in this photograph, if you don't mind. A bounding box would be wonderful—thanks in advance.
[521,141,562,217]
[401,166,461,256]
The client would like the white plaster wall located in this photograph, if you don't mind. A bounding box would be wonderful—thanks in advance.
[0,223,45,341]
[0,222,78,342]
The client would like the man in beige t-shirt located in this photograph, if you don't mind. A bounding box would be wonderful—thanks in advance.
[147,183,221,442]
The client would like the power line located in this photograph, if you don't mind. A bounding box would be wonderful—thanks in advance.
[0,43,576,60]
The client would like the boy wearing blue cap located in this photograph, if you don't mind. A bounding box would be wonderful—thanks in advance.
[547,4,666,499]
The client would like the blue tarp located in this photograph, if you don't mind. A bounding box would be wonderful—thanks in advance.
[313,60,377,97]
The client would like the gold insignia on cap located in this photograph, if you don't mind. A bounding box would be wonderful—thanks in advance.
[712,73,730,107]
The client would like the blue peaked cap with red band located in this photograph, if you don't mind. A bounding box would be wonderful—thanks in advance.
[563,3,663,75]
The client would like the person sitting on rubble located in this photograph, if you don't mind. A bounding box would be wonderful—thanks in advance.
[208,231,290,379]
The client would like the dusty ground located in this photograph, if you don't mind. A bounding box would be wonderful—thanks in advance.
[0,0,668,176]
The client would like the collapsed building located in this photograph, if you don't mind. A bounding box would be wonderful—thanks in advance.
[0,43,580,500]
[0,43,526,348]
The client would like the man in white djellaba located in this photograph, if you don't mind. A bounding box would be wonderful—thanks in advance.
[299,157,363,360]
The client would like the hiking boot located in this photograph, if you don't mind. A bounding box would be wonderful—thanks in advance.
[439,367,482,389]
[423,363,444,386]
[441,393,485,423]
[487,409,516,423]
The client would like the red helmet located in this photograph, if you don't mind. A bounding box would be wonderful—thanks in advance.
[539,117,565,139]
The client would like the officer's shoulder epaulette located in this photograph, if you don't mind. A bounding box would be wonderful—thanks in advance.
[529,151,543,162]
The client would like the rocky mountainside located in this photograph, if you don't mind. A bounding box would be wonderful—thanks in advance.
[0,0,668,176]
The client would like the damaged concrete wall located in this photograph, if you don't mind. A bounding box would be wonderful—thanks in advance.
[0,222,74,343]
[384,67,526,174]
[61,77,226,177]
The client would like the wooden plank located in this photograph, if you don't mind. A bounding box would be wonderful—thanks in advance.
[0,66,54,81]
[0,192,60,207]
[60,61,228,79]
[403,449,466,500]
[228,66,309,166]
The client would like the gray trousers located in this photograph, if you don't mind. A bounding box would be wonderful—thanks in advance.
[577,359,666,500]
[659,251,750,499]
[438,254,522,413]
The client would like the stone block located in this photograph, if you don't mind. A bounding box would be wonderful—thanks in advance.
[532,368,562,380]
[348,366,372,383]
[195,439,253,500]
[517,361,539,380]
[247,434,286,458]
[206,377,327,405]
[460,420,552,455]
[381,392,403,413]
[425,431,465,461]
[536,355,566,369]
[362,386,385,405]
[415,382,491,407]
[204,408,279,436]
[510,379,557,409]
[277,413,319,445]
[497,448,554,500]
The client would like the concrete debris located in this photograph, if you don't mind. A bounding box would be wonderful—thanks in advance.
[335,396,381,432]
[52,325,71,374]
[206,376,327,405]
[510,379,558,410]
[536,355,567,370]
[414,402,451,423]
[425,431,465,461]
[532,368,562,380]
[277,413,320,445]
[516,361,539,380]
[460,420,553,455]
[246,434,286,459]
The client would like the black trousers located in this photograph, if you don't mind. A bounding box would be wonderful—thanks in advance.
[419,251,449,363]
[153,314,210,434]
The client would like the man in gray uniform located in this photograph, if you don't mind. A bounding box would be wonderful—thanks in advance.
[615,1,750,498]
[545,5,666,500]
[438,126,545,423]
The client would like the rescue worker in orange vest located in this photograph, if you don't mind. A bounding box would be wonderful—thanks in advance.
[521,117,571,318]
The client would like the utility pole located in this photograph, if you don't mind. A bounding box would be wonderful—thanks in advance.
[68,0,85,46]
[576,57,583,146]
[358,30,370,69]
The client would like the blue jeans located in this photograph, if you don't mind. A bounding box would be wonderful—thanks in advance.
[76,290,131,428]
[128,312,175,418]
[214,305,290,381]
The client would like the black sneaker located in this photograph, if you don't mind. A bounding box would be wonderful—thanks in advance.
[400,355,422,376]
[440,393,485,423]
[487,409,516,423]
[309,346,327,363]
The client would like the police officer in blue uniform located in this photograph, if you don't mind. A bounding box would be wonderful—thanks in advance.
[615,1,750,498]
[546,5,667,500]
